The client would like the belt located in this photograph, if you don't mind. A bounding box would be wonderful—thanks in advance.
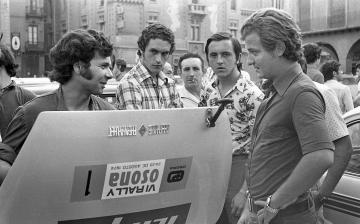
[250,196,313,216]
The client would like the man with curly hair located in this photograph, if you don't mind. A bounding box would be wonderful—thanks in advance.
[0,29,115,184]
[115,24,182,109]
[0,43,35,139]
[238,8,333,224]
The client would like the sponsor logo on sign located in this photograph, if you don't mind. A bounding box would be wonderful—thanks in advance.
[107,124,170,137]
[167,171,184,183]
[108,125,137,137]
[70,157,192,202]
[58,203,191,224]
[102,159,165,199]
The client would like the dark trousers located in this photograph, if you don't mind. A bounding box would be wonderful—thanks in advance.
[216,154,248,224]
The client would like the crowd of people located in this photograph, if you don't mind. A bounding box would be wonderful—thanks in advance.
[0,7,355,224]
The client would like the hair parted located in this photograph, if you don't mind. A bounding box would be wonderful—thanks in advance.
[179,52,205,72]
[49,29,113,84]
[303,43,322,64]
[0,43,19,77]
[205,32,242,63]
[240,8,302,62]
[137,24,175,55]
[320,60,340,82]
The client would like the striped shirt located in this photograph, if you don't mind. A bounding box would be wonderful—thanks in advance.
[115,62,183,110]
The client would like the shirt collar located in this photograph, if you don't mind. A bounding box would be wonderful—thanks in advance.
[55,87,97,111]
[136,62,169,86]
[1,80,16,91]
[272,63,303,97]
[211,76,247,94]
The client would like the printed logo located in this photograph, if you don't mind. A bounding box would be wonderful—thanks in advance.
[167,171,184,183]
[101,159,165,199]
[70,157,192,202]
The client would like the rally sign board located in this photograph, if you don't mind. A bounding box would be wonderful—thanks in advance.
[0,108,232,224]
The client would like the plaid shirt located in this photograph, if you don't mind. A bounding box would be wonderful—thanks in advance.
[116,62,183,110]
[199,77,264,155]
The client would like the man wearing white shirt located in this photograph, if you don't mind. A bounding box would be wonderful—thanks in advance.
[321,60,354,113]
[177,53,204,107]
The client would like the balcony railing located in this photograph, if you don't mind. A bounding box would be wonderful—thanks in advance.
[188,4,206,15]
[25,6,44,18]
[25,41,44,52]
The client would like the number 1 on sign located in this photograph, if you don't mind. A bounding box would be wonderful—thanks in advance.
[85,170,92,196]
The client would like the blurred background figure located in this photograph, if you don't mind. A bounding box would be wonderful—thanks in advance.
[112,58,127,81]
[303,43,325,84]
[0,43,35,140]
[177,53,204,107]
[163,62,174,79]
[322,60,354,113]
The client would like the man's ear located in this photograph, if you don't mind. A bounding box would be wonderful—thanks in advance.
[73,62,85,74]
[274,41,286,57]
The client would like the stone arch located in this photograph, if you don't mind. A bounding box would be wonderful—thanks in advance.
[346,39,360,75]
[317,42,339,65]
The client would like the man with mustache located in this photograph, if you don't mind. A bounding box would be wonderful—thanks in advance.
[115,24,182,109]
[200,32,264,224]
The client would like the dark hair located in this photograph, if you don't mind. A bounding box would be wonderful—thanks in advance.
[303,43,322,64]
[115,58,127,72]
[49,29,113,84]
[205,32,242,63]
[0,43,19,77]
[137,24,175,55]
[240,8,302,62]
[355,63,360,70]
[320,60,340,82]
[298,54,308,74]
[178,52,205,72]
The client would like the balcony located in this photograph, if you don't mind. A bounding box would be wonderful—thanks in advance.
[188,4,206,15]
[25,6,44,18]
[25,41,44,52]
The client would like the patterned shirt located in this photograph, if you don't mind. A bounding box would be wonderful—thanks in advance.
[116,62,183,110]
[314,82,348,141]
[199,77,264,154]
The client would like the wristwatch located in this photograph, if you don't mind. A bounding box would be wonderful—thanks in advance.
[265,195,280,214]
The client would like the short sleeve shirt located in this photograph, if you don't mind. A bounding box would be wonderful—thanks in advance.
[314,82,348,141]
[0,81,36,137]
[115,62,183,110]
[199,77,264,154]
[247,64,334,201]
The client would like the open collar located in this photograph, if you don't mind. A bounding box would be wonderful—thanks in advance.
[272,63,303,97]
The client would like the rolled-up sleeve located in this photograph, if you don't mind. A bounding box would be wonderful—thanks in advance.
[292,91,334,155]
[0,109,30,164]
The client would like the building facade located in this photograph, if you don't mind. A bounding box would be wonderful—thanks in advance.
[12,0,357,79]
[57,0,279,78]
[8,0,55,77]
[291,0,360,75]
[0,0,11,46]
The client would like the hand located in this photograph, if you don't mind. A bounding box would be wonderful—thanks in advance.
[254,200,278,224]
[0,160,11,185]
[231,191,247,218]
[311,190,324,211]
[237,206,258,224]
